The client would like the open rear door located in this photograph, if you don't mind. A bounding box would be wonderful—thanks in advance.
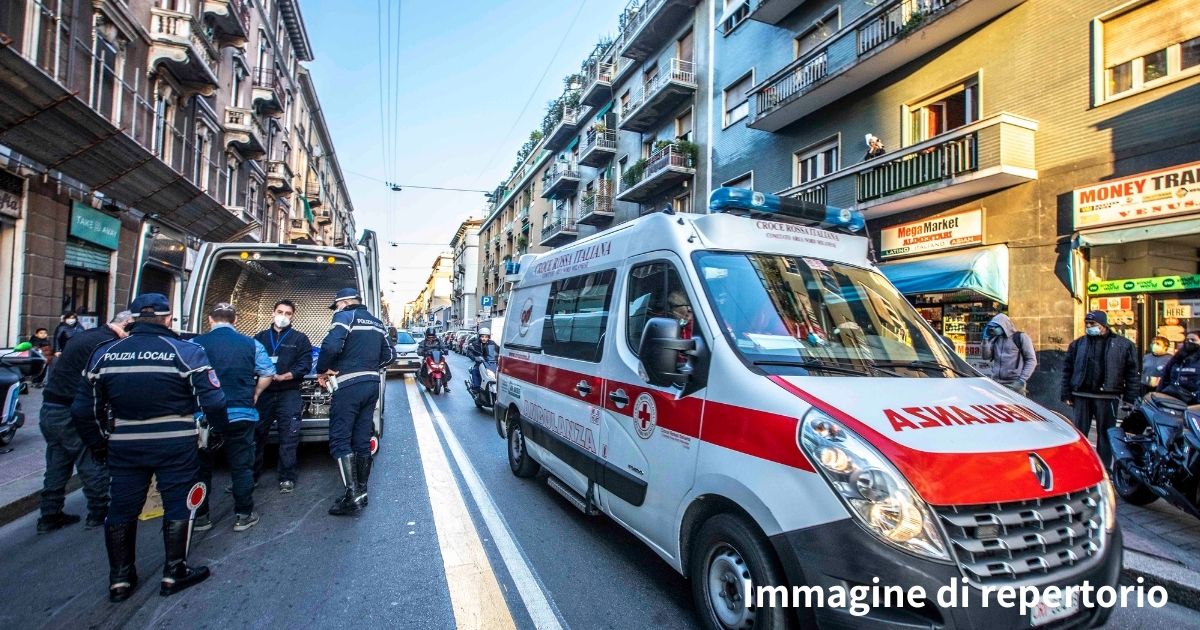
[358,229,381,314]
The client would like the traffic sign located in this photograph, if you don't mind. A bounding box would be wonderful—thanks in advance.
[481,295,493,307]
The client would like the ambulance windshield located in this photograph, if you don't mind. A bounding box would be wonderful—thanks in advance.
[695,252,974,377]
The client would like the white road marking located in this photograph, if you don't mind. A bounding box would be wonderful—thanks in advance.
[419,387,568,630]
[407,382,516,630]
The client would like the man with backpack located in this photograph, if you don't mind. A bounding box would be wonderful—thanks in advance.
[981,313,1037,395]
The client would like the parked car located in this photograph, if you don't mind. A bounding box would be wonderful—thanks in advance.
[387,329,420,377]
[454,329,473,353]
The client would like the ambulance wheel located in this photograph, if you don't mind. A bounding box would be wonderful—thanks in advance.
[507,416,539,478]
[691,514,792,630]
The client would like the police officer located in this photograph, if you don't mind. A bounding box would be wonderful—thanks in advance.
[72,294,228,602]
[316,288,394,516]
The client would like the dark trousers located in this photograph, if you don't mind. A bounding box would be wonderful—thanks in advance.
[1073,395,1118,467]
[108,438,198,523]
[39,401,109,517]
[329,380,378,459]
[197,421,256,515]
[255,389,303,482]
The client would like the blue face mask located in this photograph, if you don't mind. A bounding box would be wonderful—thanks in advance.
[1085,325,1102,336]
[984,326,1001,338]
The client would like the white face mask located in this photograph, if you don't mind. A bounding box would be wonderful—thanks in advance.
[65,318,77,326]
[274,315,291,328]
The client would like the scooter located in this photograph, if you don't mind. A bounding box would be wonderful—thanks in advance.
[1108,392,1200,520]
[1,342,44,447]
[466,359,498,412]
[421,350,447,395]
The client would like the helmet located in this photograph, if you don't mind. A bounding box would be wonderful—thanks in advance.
[479,327,491,336]
[425,327,437,337]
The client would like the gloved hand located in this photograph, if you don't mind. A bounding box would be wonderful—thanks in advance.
[207,430,225,452]
[90,441,108,465]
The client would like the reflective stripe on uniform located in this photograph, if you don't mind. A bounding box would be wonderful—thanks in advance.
[113,415,195,426]
[109,429,199,441]
[97,366,190,376]
[331,322,351,330]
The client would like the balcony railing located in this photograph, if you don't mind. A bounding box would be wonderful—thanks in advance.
[203,0,251,45]
[777,114,1038,217]
[581,61,616,107]
[545,103,583,151]
[620,0,701,62]
[578,181,615,225]
[252,67,285,116]
[540,216,579,246]
[541,161,581,199]
[149,8,220,88]
[750,0,1024,132]
[579,127,618,167]
[223,107,265,157]
[617,144,695,203]
[619,59,697,133]
[518,206,531,223]
[265,159,293,192]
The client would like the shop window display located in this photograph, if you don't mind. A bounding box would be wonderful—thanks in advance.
[911,293,1002,369]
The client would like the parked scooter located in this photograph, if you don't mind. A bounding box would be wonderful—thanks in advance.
[1,342,44,447]
[467,359,498,411]
[1108,392,1200,519]
[421,349,448,395]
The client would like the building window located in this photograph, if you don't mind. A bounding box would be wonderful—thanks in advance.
[247,180,260,219]
[1096,0,1200,101]
[723,71,753,127]
[231,67,243,108]
[225,159,238,206]
[673,192,692,214]
[721,1,750,35]
[153,93,173,162]
[723,172,753,189]
[795,8,840,59]
[675,108,693,142]
[677,29,694,65]
[794,139,839,185]
[907,78,979,143]
[91,34,119,123]
[192,129,209,189]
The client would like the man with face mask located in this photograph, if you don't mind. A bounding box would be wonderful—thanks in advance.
[1157,331,1200,403]
[980,313,1037,395]
[1141,335,1173,393]
[1060,310,1140,466]
[253,300,313,493]
[52,310,85,356]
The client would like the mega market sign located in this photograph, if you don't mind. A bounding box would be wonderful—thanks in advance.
[880,209,982,258]
[1073,161,1200,229]
[1088,274,1200,296]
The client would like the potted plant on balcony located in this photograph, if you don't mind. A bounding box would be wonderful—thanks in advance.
[622,159,647,189]
[516,235,528,250]
[676,140,699,167]
[653,139,675,152]
[898,9,928,39]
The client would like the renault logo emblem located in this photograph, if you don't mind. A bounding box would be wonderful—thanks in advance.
[1029,453,1053,491]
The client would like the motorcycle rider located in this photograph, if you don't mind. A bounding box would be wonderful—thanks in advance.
[418,328,452,392]
[467,327,500,393]
[1158,331,1200,403]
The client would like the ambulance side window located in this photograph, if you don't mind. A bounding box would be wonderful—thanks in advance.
[626,262,693,356]
[541,270,616,362]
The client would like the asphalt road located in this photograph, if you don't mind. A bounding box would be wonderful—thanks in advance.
[0,352,1196,629]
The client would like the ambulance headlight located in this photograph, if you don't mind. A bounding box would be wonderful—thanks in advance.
[1099,474,1117,533]
[800,410,949,561]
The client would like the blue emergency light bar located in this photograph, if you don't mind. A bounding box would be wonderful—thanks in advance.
[708,187,865,233]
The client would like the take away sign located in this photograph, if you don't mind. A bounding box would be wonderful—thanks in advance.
[1073,161,1200,230]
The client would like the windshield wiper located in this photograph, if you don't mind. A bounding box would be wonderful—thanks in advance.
[872,360,975,377]
[752,359,903,377]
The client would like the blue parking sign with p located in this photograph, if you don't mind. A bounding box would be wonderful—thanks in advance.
[481,295,492,307]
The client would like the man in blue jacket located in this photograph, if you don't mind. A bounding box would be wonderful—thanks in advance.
[73,293,227,602]
[317,288,394,515]
[253,300,312,493]
[192,303,275,532]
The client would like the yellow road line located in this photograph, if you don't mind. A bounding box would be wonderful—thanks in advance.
[406,381,517,630]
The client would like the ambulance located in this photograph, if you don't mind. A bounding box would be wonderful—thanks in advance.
[495,189,1121,630]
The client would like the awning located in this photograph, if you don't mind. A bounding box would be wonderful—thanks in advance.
[1073,217,1200,248]
[565,136,580,152]
[879,244,1010,304]
[595,100,614,120]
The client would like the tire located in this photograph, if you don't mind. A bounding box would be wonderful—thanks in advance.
[1111,462,1158,506]
[690,514,793,630]
[432,380,442,396]
[507,416,539,478]
[0,427,14,447]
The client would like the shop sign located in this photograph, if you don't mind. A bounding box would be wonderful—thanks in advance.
[69,203,120,250]
[1088,274,1200,296]
[879,209,983,258]
[0,188,20,220]
[1073,161,1200,230]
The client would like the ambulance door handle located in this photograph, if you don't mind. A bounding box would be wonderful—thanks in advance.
[609,390,629,408]
[575,380,593,397]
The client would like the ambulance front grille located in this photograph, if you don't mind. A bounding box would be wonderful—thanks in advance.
[934,486,1104,586]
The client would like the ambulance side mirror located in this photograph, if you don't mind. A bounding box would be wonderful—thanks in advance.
[639,317,697,387]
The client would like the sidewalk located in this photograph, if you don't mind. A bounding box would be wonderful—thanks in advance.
[0,387,81,526]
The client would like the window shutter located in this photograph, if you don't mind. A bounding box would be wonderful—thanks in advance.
[1104,0,1200,65]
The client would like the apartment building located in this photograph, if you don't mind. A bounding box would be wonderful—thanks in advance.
[449,217,483,328]
[0,0,354,343]
[710,0,1200,401]
[412,252,454,329]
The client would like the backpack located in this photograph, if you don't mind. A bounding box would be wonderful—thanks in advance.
[1011,331,1029,373]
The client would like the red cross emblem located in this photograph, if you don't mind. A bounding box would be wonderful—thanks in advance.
[633,393,657,439]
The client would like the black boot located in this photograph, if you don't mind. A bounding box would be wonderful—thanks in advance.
[354,455,372,508]
[159,520,210,596]
[104,521,139,603]
[328,455,359,516]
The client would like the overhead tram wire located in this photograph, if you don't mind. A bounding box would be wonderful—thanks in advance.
[343,169,491,194]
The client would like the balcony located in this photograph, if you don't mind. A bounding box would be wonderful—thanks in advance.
[619,0,701,62]
[149,8,220,92]
[314,208,333,225]
[541,161,581,199]
[617,144,695,203]
[776,114,1037,218]
[578,181,615,226]
[252,67,285,117]
[748,0,807,25]
[505,221,515,236]
[518,206,531,224]
[750,0,1025,132]
[545,103,584,152]
[288,218,313,242]
[265,159,293,192]
[203,0,251,47]
[618,59,696,133]
[581,61,616,107]
[223,107,266,158]
[540,216,579,247]
[305,180,322,206]
[579,126,618,167]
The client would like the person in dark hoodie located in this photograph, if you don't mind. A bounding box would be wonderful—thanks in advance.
[1141,335,1173,393]
[1061,310,1140,466]
[1157,331,1200,403]
[980,313,1036,395]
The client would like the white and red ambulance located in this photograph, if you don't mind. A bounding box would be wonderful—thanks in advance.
[495,188,1121,630]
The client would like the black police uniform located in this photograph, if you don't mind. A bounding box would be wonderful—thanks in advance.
[316,288,394,515]
[72,294,228,602]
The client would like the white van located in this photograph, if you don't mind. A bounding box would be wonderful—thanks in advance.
[495,189,1121,630]
[183,231,387,443]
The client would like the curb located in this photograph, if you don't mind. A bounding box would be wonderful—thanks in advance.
[1121,549,1200,612]
[0,476,80,528]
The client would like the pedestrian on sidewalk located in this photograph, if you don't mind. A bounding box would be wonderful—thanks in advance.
[980,313,1036,395]
[253,300,312,494]
[73,293,226,602]
[1060,310,1140,467]
[1157,331,1200,403]
[35,311,132,533]
[192,303,275,533]
[52,311,84,357]
[1141,335,1173,393]
[29,328,52,387]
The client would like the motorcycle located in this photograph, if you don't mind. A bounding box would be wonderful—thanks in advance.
[1107,392,1200,519]
[421,349,448,395]
[1,342,44,447]
[467,359,498,411]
